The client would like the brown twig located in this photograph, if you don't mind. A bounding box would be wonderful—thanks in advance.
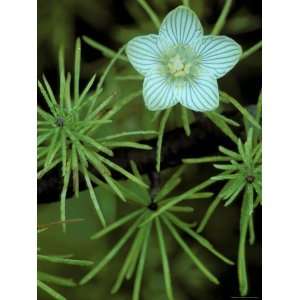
[37,114,240,204]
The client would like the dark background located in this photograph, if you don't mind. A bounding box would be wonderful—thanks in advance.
[38,0,262,299]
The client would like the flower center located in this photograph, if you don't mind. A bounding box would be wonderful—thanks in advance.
[161,45,200,81]
[168,54,191,77]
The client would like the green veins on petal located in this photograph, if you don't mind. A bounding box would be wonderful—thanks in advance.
[126,5,242,112]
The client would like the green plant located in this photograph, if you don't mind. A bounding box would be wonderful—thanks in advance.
[79,163,234,300]
[183,94,262,295]
[38,39,157,230]
[38,228,93,300]
[38,0,262,299]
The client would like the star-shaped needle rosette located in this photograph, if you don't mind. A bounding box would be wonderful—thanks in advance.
[126,5,242,112]
[79,164,234,300]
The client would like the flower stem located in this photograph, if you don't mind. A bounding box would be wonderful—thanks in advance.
[240,41,262,61]
[182,0,190,7]
[137,0,161,29]
[211,0,232,35]
[156,108,171,172]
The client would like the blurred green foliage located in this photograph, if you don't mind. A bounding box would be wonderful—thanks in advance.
[38,0,261,299]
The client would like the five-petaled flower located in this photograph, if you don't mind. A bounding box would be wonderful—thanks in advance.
[126,6,242,112]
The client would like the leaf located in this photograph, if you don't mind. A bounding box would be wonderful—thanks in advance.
[38,80,58,117]
[79,214,144,285]
[133,223,151,300]
[213,163,239,171]
[37,272,76,287]
[64,73,72,113]
[37,130,53,147]
[102,141,152,150]
[181,106,191,136]
[37,280,66,300]
[237,139,247,165]
[44,129,60,168]
[244,128,253,163]
[111,228,145,294]
[140,179,215,226]
[116,182,148,206]
[180,192,213,201]
[224,180,246,206]
[61,130,67,176]
[168,206,194,213]
[205,112,239,143]
[197,195,223,233]
[220,175,245,199]
[91,209,143,240]
[97,155,148,188]
[83,93,115,123]
[75,87,103,117]
[183,156,230,164]
[166,213,234,265]
[58,46,65,108]
[74,131,113,157]
[82,166,107,227]
[155,218,174,300]
[211,173,238,181]
[83,35,128,62]
[37,254,93,266]
[129,160,143,181]
[64,132,87,169]
[37,107,55,123]
[97,44,126,90]
[74,38,81,104]
[210,111,240,127]
[91,209,144,240]
[82,149,111,177]
[163,216,219,285]
[103,175,126,202]
[116,75,143,81]
[220,91,261,130]
[60,159,71,232]
[71,144,79,198]
[126,229,145,280]
[38,158,60,179]
[218,145,241,160]
[155,166,185,202]
[99,130,157,141]
[77,74,96,106]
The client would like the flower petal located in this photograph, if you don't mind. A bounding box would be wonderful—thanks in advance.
[195,35,242,79]
[143,71,177,111]
[126,34,162,76]
[176,71,219,112]
[159,6,203,47]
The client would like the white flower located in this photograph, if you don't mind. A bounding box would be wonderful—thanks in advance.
[126,5,242,112]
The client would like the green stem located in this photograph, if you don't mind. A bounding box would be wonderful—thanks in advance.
[156,108,171,172]
[137,0,161,29]
[238,187,253,296]
[211,0,232,35]
[240,41,262,61]
[182,0,190,7]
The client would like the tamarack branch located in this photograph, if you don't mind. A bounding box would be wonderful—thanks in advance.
[38,114,240,204]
